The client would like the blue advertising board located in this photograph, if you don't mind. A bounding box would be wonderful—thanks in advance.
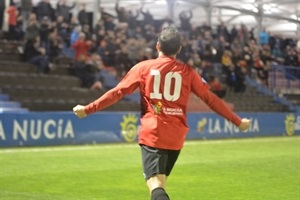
[0,112,299,147]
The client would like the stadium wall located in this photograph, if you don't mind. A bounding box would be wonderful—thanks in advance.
[0,112,300,147]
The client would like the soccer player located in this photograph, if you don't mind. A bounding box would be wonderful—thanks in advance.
[73,27,251,200]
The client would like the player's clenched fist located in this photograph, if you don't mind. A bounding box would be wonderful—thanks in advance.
[73,105,87,119]
[238,118,251,131]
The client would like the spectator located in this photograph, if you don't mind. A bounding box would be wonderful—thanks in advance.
[94,19,105,43]
[238,24,249,46]
[234,61,247,93]
[26,13,39,40]
[20,0,32,31]
[56,15,68,41]
[36,0,54,21]
[221,50,233,74]
[144,24,157,47]
[242,46,253,76]
[284,47,298,66]
[74,55,101,89]
[126,38,140,63]
[253,53,265,75]
[179,10,193,38]
[0,0,5,31]
[24,36,49,74]
[39,16,54,50]
[82,24,92,40]
[103,15,115,32]
[231,38,242,53]
[115,0,128,23]
[89,54,105,90]
[140,7,154,26]
[114,45,135,77]
[70,25,80,46]
[177,38,193,63]
[48,30,63,61]
[77,3,89,27]
[249,27,256,42]
[6,2,18,40]
[74,55,91,87]
[199,60,212,81]
[217,21,230,42]
[209,76,226,98]
[130,25,143,39]
[56,0,76,23]
[136,38,148,61]
[72,32,91,61]
[259,29,270,45]
[225,65,237,91]
[213,35,228,63]
[69,16,79,29]
[15,13,25,40]
[127,10,139,36]
[97,39,115,66]
[257,61,270,87]
[230,25,238,42]
[191,53,202,72]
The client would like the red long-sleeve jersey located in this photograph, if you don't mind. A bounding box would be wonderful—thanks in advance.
[85,55,241,150]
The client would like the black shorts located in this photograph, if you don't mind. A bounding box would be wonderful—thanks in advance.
[140,144,181,180]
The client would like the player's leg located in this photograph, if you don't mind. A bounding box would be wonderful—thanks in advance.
[147,174,167,191]
[147,174,169,200]
[140,145,170,200]
[150,149,181,200]
[140,145,181,200]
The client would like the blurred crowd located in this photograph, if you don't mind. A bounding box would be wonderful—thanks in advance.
[1,0,299,96]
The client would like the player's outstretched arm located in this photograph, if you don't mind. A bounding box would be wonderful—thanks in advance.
[73,105,87,119]
[239,118,251,131]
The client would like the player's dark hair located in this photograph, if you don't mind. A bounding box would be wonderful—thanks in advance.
[158,27,182,56]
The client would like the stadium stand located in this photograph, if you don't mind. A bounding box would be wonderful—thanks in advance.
[0,54,140,112]
[0,41,294,113]
[0,0,298,113]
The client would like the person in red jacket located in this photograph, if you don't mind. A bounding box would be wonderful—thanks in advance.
[6,1,17,40]
[209,76,227,98]
[72,32,91,61]
[73,27,250,200]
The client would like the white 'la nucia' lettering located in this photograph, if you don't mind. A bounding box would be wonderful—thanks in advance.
[0,121,5,140]
[13,119,74,141]
[208,118,260,134]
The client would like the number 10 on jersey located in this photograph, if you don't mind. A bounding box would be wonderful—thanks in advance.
[150,70,182,102]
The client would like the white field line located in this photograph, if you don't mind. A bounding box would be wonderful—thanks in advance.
[0,136,298,154]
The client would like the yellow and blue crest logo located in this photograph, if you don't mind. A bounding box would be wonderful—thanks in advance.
[197,118,207,133]
[120,114,138,142]
[285,114,295,136]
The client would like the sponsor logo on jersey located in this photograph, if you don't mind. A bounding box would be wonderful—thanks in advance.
[152,101,163,115]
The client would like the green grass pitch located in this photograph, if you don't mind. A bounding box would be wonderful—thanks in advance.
[0,136,299,200]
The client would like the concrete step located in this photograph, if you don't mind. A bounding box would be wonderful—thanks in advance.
[0,94,9,101]
[0,107,29,113]
[0,101,21,108]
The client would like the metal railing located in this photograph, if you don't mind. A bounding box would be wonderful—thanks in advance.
[269,65,300,93]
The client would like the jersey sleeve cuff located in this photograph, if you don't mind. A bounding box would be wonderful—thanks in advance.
[232,115,242,126]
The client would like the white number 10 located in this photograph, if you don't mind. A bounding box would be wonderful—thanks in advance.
[150,71,182,101]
